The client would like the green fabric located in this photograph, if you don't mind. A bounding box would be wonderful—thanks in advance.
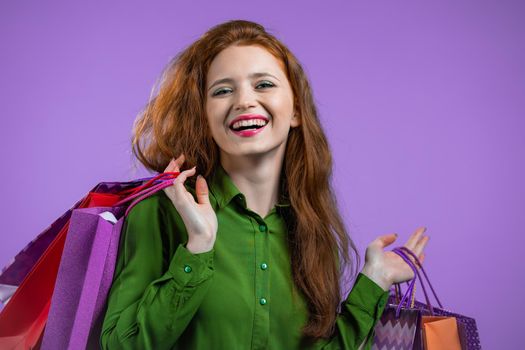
[100,164,390,350]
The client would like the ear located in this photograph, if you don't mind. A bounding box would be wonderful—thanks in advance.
[291,112,301,128]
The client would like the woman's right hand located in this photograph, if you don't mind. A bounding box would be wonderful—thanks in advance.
[162,154,218,254]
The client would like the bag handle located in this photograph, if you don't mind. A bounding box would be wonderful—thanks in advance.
[393,281,416,308]
[117,172,180,197]
[390,248,419,317]
[124,180,176,216]
[398,247,443,310]
[112,172,180,215]
[391,247,443,317]
[392,248,435,316]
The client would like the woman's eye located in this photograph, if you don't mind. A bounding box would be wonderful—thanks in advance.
[212,81,274,96]
[212,88,231,96]
[256,81,275,89]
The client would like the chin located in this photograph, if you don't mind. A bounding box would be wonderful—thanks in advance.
[221,146,271,157]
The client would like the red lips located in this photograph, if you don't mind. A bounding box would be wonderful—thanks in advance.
[229,114,269,129]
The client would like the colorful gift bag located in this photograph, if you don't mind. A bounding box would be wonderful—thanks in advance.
[422,315,462,349]
[372,306,423,350]
[0,201,89,350]
[372,247,481,350]
[0,173,177,350]
[41,174,178,350]
[411,298,480,349]
[0,196,85,308]
[0,176,152,306]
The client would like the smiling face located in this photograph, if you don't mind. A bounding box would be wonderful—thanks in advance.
[205,45,300,163]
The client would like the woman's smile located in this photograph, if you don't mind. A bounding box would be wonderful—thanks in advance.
[228,113,270,137]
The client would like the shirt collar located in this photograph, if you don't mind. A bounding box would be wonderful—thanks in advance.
[209,163,291,211]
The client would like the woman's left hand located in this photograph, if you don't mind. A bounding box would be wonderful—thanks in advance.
[360,227,429,291]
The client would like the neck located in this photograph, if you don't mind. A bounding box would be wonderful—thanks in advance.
[220,147,285,218]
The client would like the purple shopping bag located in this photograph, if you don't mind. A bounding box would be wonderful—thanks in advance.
[372,305,423,350]
[372,247,481,350]
[41,174,178,350]
[0,177,152,308]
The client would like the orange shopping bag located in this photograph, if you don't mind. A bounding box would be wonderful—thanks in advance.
[422,315,462,350]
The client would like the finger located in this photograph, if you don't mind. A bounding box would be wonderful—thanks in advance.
[173,153,185,171]
[172,166,197,200]
[173,166,196,183]
[413,252,426,269]
[165,155,184,173]
[164,159,177,173]
[405,226,427,251]
[195,175,210,205]
[412,235,430,257]
[371,233,398,249]
[164,160,174,173]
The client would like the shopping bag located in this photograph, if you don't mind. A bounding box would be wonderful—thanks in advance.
[411,299,480,349]
[371,305,422,350]
[422,315,461,349]
[0,176,152,305]
[397,247,462,350]
[372,247,481,350]
[0,213,78,350]
[41,173,178,350]
[0,174,175,350]
[0,195,85,307]
[400,247,481,350]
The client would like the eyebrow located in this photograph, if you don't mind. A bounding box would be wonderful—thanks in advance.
[207,72,280,91]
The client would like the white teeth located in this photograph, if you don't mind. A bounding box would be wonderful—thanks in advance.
[231,119,268,130]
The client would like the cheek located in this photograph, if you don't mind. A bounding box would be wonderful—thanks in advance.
[205,103,223,127]
[266,90,294,111]
[268,101,293,121]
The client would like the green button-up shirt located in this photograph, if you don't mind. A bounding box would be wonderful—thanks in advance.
[100,165,389,349]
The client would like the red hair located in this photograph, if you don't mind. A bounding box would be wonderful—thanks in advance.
[131,19,359,340]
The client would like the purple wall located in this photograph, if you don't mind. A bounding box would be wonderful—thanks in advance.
[1,1,523,348]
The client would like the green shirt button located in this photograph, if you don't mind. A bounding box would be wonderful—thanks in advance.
[260,263,268,270]
[184,265,192,273]
[259,297,267,305]
[259,225,267,232]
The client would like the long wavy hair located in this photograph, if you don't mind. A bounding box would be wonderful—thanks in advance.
[131,19,359,341]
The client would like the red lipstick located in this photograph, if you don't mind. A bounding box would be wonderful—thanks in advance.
[228,114,269,138]
[228,114,269,129]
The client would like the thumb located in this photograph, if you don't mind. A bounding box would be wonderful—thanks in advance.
[374,233,398,249]
[195,175,210,205]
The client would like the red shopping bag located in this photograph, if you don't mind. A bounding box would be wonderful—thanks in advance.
[0,173,177,350]
[0,204,87,350]
[0,177,154,305]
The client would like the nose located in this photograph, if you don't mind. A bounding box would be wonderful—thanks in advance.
[233,84,258,111]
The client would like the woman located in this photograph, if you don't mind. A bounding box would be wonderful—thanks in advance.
[100,19,429,349]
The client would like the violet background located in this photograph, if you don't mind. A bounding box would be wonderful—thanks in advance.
[1,1,523,348]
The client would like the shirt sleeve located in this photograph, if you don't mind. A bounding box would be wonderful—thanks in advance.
[319,272,390,350]
[99,195,215,350]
